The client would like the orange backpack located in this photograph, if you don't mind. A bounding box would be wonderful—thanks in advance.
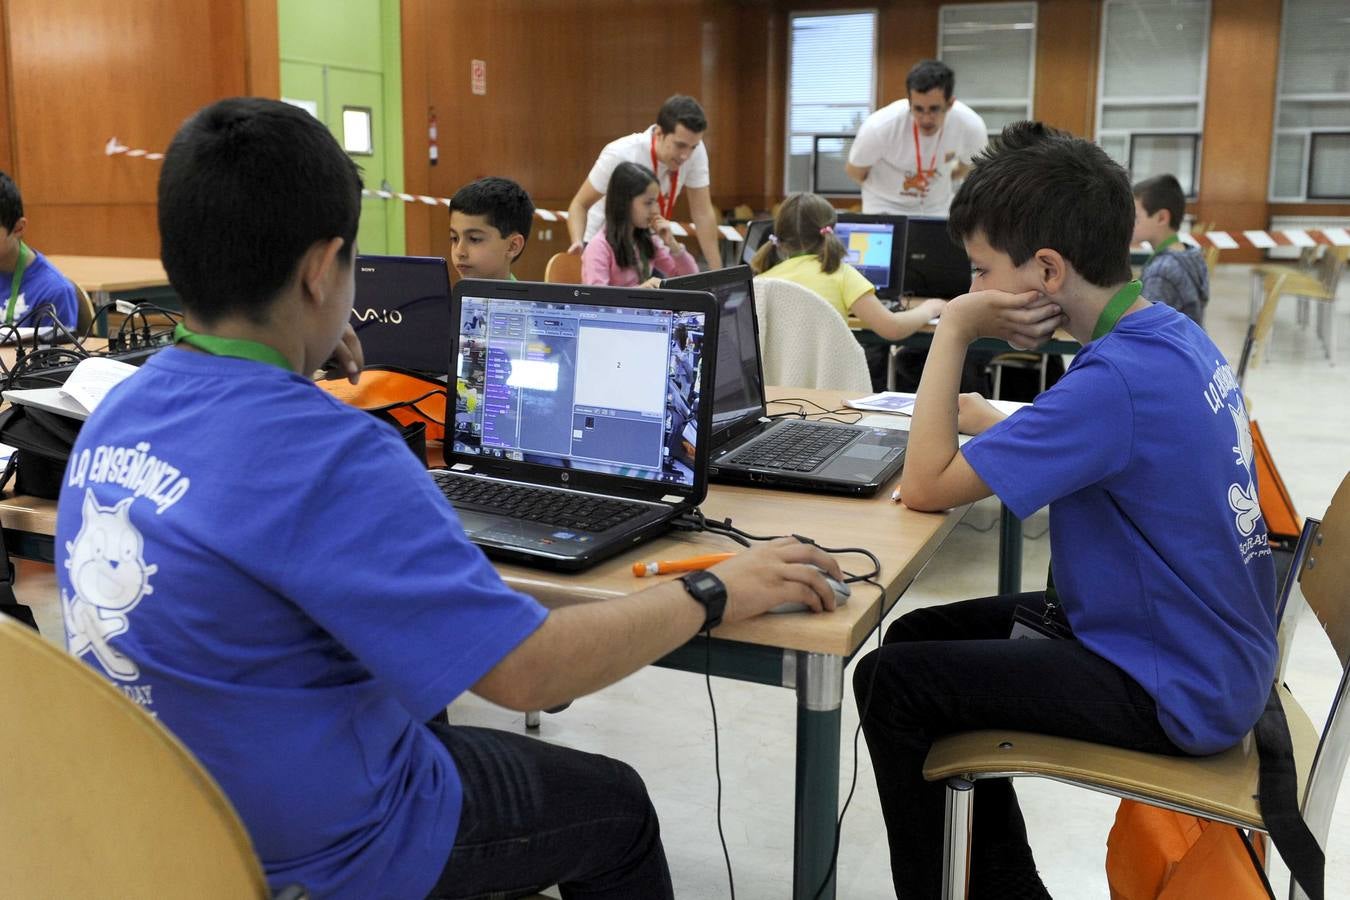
[1106,801,1267,899]
[317,367,447,442]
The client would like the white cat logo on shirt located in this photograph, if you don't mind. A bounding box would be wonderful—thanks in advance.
[63,489,158,681]
[1226,403,1261,537]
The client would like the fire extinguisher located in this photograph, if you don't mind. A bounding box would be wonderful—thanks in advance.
[428,107,439,166]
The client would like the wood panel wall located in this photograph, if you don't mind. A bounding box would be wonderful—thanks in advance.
[0,7,13,177]
[0,0,278,257]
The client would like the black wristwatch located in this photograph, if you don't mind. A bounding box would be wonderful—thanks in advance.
[679,570,727,631]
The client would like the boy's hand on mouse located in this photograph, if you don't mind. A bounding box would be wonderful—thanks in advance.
[957,392,1006,435]
[328,323,365,385]
[708,537,843,622]
[941,289,1062,350]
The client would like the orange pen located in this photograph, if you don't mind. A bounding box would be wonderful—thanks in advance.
[632,552,737,577]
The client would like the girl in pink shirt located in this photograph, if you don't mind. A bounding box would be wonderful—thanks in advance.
[582,162,697,286]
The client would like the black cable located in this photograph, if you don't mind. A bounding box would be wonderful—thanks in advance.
[704,631,735,900]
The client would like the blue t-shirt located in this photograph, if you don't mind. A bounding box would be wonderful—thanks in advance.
[55,347,547,898]
[963,302,1276,755]
[1,246,78,329]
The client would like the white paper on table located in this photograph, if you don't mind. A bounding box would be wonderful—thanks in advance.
[534,209,557,222]
[1282,229,1317,248]
[1321,228,1350,247]
[1205,230,1239,250]
[668,222,688,237]
[718,225,743,241]
[1243,230,1277,249]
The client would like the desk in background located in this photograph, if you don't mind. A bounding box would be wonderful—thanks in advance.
[46,256,178,331]
[0,384,964,900]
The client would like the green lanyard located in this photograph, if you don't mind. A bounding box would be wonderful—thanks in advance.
[1090,280,1143,341]
[5,241,30,325]
[1146,233,1179,263]
[173,322,293,371]
[1046,279,1145,607]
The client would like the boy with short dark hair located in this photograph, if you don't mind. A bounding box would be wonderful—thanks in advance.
[447,176,534,281]
[855,122,1275,897]
[56,97,841,900]
[1133,173,1208,325]
[0,170,79,331]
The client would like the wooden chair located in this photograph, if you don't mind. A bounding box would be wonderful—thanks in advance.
[924,472,1350,899]
[0,617,303,898]
[732,203,755,221]
[1250,247,1348,365]
[543,252,583,284]
[74,284,97,337]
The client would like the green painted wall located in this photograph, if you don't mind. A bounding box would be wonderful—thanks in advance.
[278,0,405,255]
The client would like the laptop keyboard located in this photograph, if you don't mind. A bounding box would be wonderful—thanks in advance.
[431,471,651,533]
[728,422,856,472]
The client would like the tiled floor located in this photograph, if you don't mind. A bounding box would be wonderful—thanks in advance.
[17,263,1349,898]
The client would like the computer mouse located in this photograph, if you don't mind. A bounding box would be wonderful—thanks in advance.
[766,565,851,614]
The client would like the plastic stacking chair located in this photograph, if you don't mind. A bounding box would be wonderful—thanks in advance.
[923,472,1350,899]
[544,251,583,284]
[0,617,308,898]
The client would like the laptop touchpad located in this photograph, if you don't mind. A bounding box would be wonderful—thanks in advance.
[843,443,893,460]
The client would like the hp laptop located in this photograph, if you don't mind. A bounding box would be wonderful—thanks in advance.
[663,266,906,496]
[352,255,454,374]
[741,219,773,266]
[835,213,908,301]
[433,279,718,571]
[901,216,972,300]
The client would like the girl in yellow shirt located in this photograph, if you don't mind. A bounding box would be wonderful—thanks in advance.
[750,192,945,341]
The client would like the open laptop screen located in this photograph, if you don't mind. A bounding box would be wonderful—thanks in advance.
[352,255,453,373]
[453,295,708,488]
[662,267,764,445]
[835,213,907,299]
[901,216,972,300]
[741,219,773,266]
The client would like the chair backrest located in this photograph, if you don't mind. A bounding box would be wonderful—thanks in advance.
[73,284,96,336]
[733,203,754,221]
[1203,245,1220,279]
[0,618,272,897]
[1313,245,1349,294]
[544,251,583,284]
[1287,473,1350,848]
[1247,272,1289,372]
[751,276,872,393]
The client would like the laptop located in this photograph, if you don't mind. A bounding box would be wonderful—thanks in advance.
[835,213,908,301]
[741,219,773,266]
[662,266,906,496]
[351,255,453,374]
[432,279,718,571]
[901,216,972,300]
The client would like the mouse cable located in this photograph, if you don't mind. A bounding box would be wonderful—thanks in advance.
[703,626,735,900]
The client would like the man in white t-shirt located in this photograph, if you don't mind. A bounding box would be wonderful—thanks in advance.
[566,95,722,268]
[846,60,988,216]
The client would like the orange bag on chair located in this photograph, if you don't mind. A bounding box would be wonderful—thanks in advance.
[317,367,447,441]
[1106,800,1267,899]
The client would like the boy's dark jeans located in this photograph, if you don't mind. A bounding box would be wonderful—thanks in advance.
[854,593,1186,899]
[426,723,673,900]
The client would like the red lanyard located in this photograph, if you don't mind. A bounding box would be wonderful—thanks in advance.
[912,119,942,183]
[650,130,679,219]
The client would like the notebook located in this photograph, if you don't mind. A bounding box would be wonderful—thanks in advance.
[662,266,906,496]
[432,279,717,571]
[741,219,773,266]
[351,255,454,375]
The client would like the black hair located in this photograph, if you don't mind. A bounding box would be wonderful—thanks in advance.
[158,97,362,324]
[750,192,845,275]
[448,177,535,261]
[604,162,659,273]
[906,59,955,99]
[948,121,1133,288]
[656,95,707,135]
[1133,174,1186,232]
[0,170,22,231]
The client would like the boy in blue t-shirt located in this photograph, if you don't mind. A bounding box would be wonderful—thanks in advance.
[0,170,79,332]
[854,122,1276,898]
[54,98,842,900]
[1133,173,1209,325]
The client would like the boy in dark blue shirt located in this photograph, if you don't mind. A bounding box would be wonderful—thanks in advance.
[1133,173,1209,326]
[855,123,1275,898]
[0,170,78,331]
[55,97,842,899]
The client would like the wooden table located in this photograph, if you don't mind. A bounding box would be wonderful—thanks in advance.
[0,385,964,900]
[45,256,177,329]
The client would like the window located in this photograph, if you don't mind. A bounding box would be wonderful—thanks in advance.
[1269,0,1350,200]
[1096,0,1210,196]
[787,11,877,193]
[938,3,1037,135]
